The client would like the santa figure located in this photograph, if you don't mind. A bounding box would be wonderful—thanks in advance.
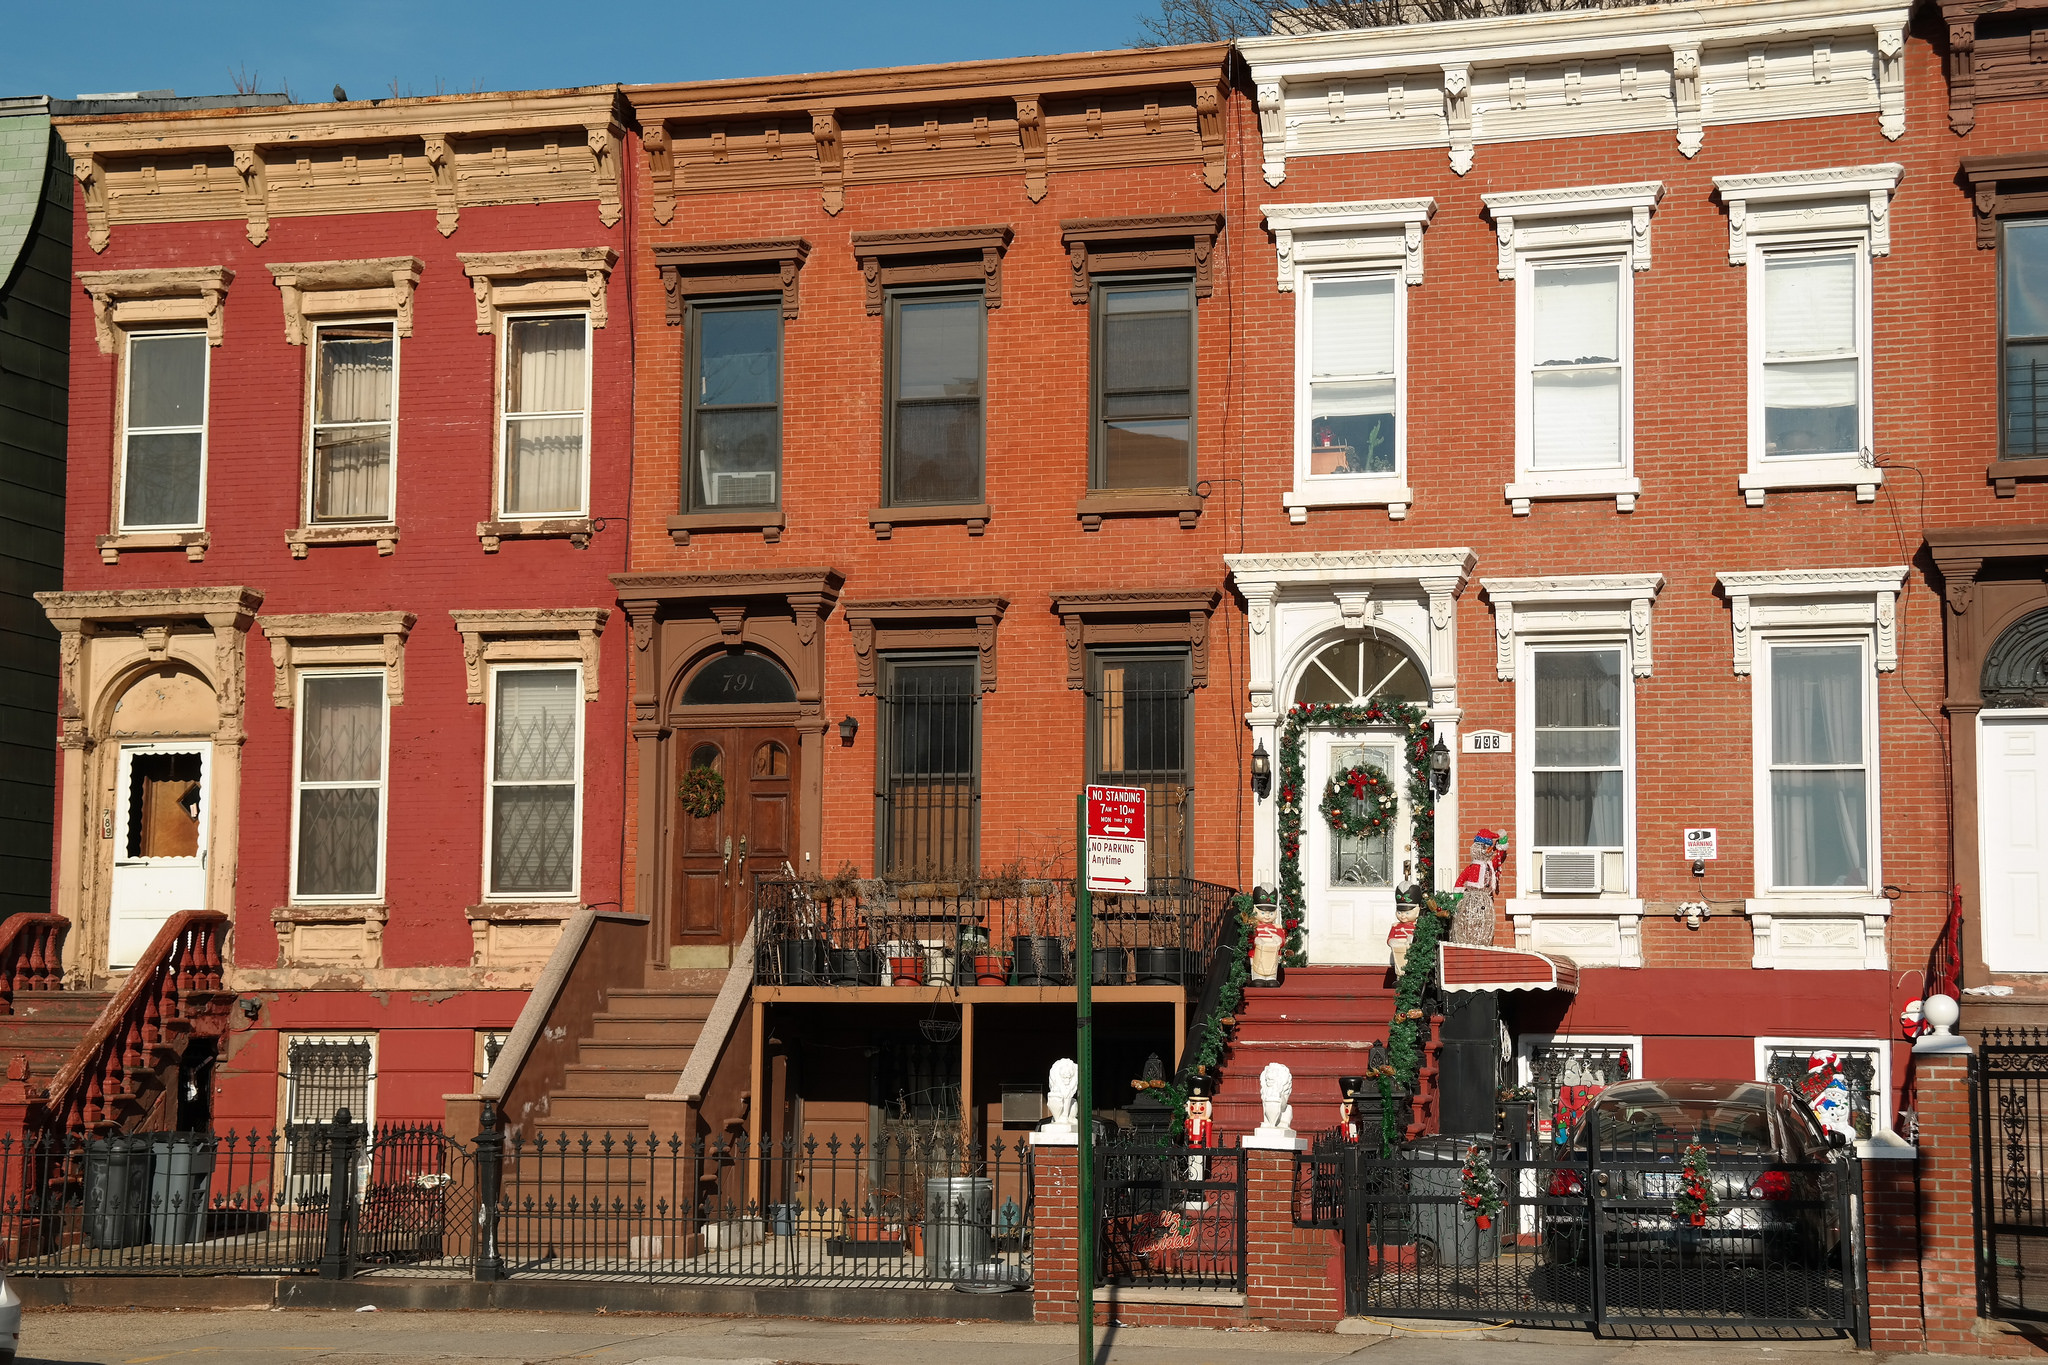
[1249,901,1284,985]
[1450,829,1506,947]
[1185,1076,1214,1182]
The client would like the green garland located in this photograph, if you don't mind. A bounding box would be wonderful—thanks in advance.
[1385,891,1456,1096]
[1275,700,1438,967]
[1163,893,1255,1133]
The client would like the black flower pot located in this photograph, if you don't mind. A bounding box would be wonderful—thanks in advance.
[1012,936,1065,986]
[1091,947,1128,986]
[1132,946,1184,986]
[780,939,827,985]
[1500,1101,1532,1145]
[826,947,869,985]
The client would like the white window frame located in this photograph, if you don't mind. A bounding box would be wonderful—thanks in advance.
[1518,637,1637,886]
[1752,633,1881,899]
[1264,197,1434,523]
[1713,164,1902,507]
[289,668,391,905]
[482,660,585,903]
[1753,1035,1894,1140]
[1511,248,1639,513]
[496,310,593,522]
[116,328,210,534]
[304,317,401,529]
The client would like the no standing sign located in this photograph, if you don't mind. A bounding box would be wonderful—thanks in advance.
[1085,785,1148,894]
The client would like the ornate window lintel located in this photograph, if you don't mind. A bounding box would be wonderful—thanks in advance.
[850,225,1011,315]
[654,238,811,322]
[1715,566,1909,675]
[1480,573,1665,681]
[1713,164,1903,265]
[1260,198,1436,291]
[1481,182,1664,281]
[1059,214,1222,304]
[78,266,234,354]
[259,611,415,708]
[844,596,1007,695]
[1051,588,1220,690]
[266,257,423,345]
[448,608,608,704]
[458,247,618,332]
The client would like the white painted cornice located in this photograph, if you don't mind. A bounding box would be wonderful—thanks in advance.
[1715,565,1909,673]
[1712,163,1904,262]
[1480,573,1665,679]
[1243,0,1907,181]
[1261,197,1437,289]
[1226,548,1479,590]
[1482,182,1664,278]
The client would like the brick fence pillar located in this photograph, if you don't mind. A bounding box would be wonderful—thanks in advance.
[1032,1140,1080,1325]
[1862,1146,1925,1351]
[1243,1146,1344,1330]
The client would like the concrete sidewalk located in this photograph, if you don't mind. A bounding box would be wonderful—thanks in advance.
[12,1307,1873,1365]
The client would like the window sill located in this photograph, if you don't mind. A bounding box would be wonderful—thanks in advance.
[667,509,785,547]
[1504,474,1640,516]
[1505,897,1643,969]
[1989,458,2048,499]
[1284,478,1416,523]
[1075,489,1201,531]
[868,503,990,540]
[286,524,400,558]
[466,902,582,968]
[465,901,584,921]
[477,518,593,552]
[98,530,209,564]
[270,902,387,969]
[1744,896,1888,970]
[1739,457,1880,507]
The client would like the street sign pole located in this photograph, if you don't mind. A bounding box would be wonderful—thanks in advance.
[1075,790,1094,1365]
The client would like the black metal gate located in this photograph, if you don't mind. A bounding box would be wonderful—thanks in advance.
[1974,1027,2048,1321]
[1096,1140,1245,1292]
[1315,1136,1864,1338]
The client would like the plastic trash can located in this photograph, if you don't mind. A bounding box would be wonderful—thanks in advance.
[83,1135,152,1249]
[148,1132,215,1245]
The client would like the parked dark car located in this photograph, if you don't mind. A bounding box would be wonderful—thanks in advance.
[1541,1078,1847,1264]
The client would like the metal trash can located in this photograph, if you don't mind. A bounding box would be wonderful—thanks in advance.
[83,1135,152,1249]
[923,1175,993,1278]
[1407,1136,1501,1267]
[148,1132,215,1245]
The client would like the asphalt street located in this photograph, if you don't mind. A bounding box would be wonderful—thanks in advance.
[9,1309,1879,1365]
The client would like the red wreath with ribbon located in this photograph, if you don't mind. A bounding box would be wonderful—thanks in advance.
[1319,761,1396,839]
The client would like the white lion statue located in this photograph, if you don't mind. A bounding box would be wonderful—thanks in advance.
[1258,1062,1294,1134]
[1047,1058,1080,1129]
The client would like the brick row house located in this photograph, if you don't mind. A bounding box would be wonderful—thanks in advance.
[31,87,634,1136]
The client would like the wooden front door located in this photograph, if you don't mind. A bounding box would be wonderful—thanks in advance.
[672,727,799,966]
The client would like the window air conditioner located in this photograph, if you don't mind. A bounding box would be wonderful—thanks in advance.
[1540,849,1603,894]
[710,470,777,505]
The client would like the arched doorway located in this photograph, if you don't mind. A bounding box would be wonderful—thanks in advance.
[1980,607,2048,970]
[1291,634,1429,965]
[103,666,218,968]
[668,650,801,967]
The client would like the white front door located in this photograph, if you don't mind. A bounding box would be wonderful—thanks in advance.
[1302,729,1410,966]
[108,740,211,969]
[1983,714,2048,972]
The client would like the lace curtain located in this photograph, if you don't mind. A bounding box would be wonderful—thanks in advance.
[504,316,587,516]
[312,327,394,522]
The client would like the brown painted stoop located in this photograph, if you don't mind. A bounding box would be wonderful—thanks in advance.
[449,912,756,1147]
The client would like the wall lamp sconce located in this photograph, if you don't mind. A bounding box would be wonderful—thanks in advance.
[238,997,261,1021]
[837,715,859,746]
[1429,735,1452,796]
[1250,740,1272,799]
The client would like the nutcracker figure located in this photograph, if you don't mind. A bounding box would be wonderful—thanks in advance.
[1184,1075,1215,1185]
[1339,1075,1365,1143]
[1387,900,1420,975]
[1248,901,1284,985]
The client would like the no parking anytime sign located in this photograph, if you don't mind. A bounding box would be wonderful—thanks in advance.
[1085,785,1148,894]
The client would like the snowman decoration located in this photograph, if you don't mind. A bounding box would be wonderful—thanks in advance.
[1806,1051,1855,1143]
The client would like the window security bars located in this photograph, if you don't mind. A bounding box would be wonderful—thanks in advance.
[489,667,579,896]
[286,1039,373,1136]
[1527,1043,1633,1148]
[1095,1136,1245,1292]
[1088,653,1192,880]
[0,1121,1034,1288]
[878,660,978,880]
[751,877,1235,990]
[1764,1048,1880,1141]
[1312,1131,1864,1339]
[1975,1028,2048,1321]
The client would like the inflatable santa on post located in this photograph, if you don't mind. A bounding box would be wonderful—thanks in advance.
[1451,829,1506,946]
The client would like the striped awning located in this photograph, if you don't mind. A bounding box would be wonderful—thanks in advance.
[1437,943,1580,994]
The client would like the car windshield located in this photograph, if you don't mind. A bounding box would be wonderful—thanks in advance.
[1587,1100,1774,1148]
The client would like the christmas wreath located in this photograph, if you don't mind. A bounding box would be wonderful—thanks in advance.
[678,765,726,818]
[1672,1143,1717,1227]
[1461,1143,1505,1230]
[1319,760,1396,839]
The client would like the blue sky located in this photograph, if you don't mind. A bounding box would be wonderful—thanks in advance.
[2,0,1164,102]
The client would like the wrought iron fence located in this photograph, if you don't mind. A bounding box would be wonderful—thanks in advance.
[1976,1027,2048,1321]
[1312,1128,1865,1340]
[1095,1136,1245,1292]
[752,876,1235,991]
[0,1116,1033,1289]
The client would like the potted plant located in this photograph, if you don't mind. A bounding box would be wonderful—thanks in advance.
[1011,890,1065,986]
[973,952,1011,985]
[778,885,828,985]
[953,924,989,987]
[1498,1085,1535,1144]
[889,955,926,986]
[1092,945,1128,985]
[1131,942,1183,985]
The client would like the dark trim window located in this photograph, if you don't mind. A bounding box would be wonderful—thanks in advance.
[2003,218,2048,458]
[1093,278,1194,490]
[687,299,783,510]
[119,330,209,531]
[885,288,985,507]
[1087,649,1191,878]
[877,656,978,878]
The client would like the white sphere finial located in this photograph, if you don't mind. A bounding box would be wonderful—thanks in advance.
[1923,993,1960,1036]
